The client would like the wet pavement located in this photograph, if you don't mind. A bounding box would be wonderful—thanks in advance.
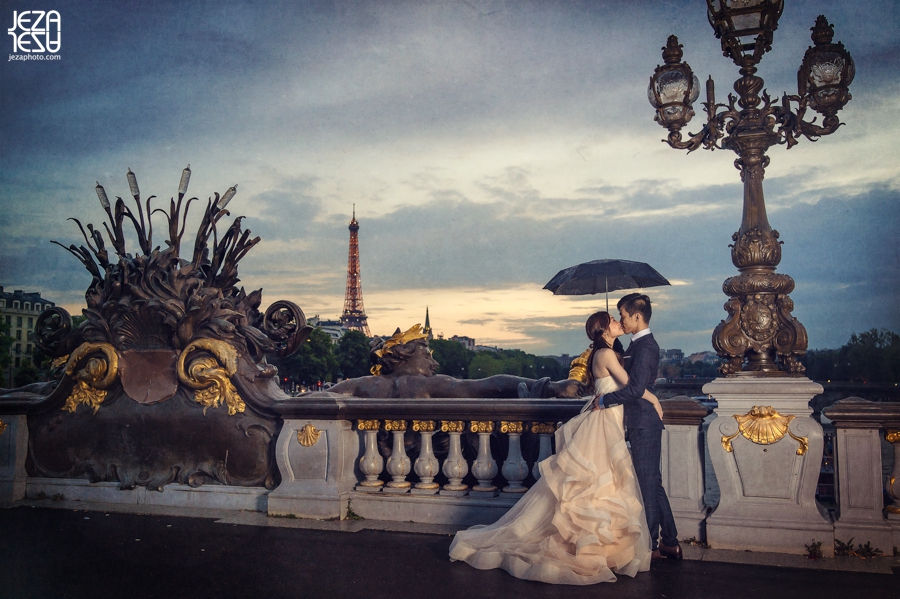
[2,503,898,599]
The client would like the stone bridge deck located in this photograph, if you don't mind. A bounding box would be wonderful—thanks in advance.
[3,500,897,599]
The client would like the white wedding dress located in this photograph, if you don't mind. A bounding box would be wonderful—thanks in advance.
[449,376,651,585]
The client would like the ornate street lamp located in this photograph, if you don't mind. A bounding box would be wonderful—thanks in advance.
[648,5,854,376]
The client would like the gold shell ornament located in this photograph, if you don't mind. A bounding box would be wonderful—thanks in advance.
[722,406,808,455]
[297,424,321,447]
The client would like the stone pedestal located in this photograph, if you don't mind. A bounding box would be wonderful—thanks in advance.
[0,415,27,506]
[660,397,712,541]
[268,420,358,520]
[703,377,833,555]
[831,427,894,551]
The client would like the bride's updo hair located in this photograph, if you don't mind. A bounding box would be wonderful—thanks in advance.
[585,311,624,354]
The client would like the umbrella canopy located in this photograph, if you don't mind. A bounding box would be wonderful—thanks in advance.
[543,259,670,310]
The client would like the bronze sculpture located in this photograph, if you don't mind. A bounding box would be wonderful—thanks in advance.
[0,167,311,490]
[327,325,584,399]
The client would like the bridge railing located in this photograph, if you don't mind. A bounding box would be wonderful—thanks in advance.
[268,394,710,533]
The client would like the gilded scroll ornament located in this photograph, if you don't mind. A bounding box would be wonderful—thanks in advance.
[412,420,435,432]
[62,342,119,414]
[500,421,523,434]
[722,406,808,455]
[384,420,407,432]
[0,418,6,436]
[531,422,556,434]
[357,420,381,431]
[297,424,321,447]
[441,420,465,433]
[470,421,494,434]
[886,430,900,444]
[177,339,245,415]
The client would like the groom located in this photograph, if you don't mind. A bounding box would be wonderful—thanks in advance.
[600,293,682,561]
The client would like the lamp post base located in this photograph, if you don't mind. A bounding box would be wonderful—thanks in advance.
[702,377,831,554]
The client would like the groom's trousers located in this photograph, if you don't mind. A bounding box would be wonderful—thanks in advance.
[628,427,678,551]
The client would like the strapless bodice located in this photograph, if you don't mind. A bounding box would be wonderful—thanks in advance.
[593,376,623,395]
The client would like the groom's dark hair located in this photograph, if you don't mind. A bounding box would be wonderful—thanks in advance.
[617,293,652,323]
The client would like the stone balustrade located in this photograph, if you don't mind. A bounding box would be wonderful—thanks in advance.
[823,397,900,553]
[267,394,711,528]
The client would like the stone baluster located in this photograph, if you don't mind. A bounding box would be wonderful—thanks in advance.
[530,422,556,481]
[412,420,440,495]
[440,420,468,496]
[885,430,900,523]
[469,421,498,497]
[500,421,528,496]
[355,420,384,492]
[0,415,28,505]
[823,398,897,554]
[383,420,411,493]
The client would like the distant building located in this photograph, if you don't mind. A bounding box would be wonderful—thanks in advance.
[449,335,475,351]
[660,348,684,363]
[546,353,574,368]
[0,286,56,378]
[474,345,500,353]
[688,351,721,364]
[308,315,348,344]
[423,307,433,341]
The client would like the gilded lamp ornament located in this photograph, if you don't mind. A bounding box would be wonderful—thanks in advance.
[649,8,853,375]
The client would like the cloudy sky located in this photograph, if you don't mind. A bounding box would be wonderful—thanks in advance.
[1,0,898,357]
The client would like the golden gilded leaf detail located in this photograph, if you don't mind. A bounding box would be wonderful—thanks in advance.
[440,420,465,433]
[500,421,523,434]
[384,420,407,432]
[0,418,6,436]
[531,422,557,434]
[412,420,435,432]
[357,420,381,431]
[177,339,245,415]
[567,348,592,384]
[62,342,119,414]
[297,424,321,447]
[470,421,494,434]
[886,430,900,444]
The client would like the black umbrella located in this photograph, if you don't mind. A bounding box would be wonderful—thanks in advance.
[543,259,670,311]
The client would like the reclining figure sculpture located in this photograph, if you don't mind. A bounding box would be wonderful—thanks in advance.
[327,324,583,399]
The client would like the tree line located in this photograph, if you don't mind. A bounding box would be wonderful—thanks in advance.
[5,323,896,388]
[802,329,900,383]
[266,333,570,389]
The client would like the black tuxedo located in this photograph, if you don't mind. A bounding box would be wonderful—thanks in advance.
[602,331,676,551]
[602,333,662,430]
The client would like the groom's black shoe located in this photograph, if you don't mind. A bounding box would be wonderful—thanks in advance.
[658,541,683,561]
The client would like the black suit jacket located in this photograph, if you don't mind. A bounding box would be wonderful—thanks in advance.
[602,333,663,430]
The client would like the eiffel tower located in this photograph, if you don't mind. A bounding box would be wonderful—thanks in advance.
[340,206,371,336]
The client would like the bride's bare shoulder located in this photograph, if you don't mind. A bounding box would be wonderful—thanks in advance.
[594,348,617,361]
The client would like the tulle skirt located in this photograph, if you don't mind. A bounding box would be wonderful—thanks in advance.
[449,405,650,585]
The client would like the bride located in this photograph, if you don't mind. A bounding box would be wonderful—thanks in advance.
[449,311,663,584]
